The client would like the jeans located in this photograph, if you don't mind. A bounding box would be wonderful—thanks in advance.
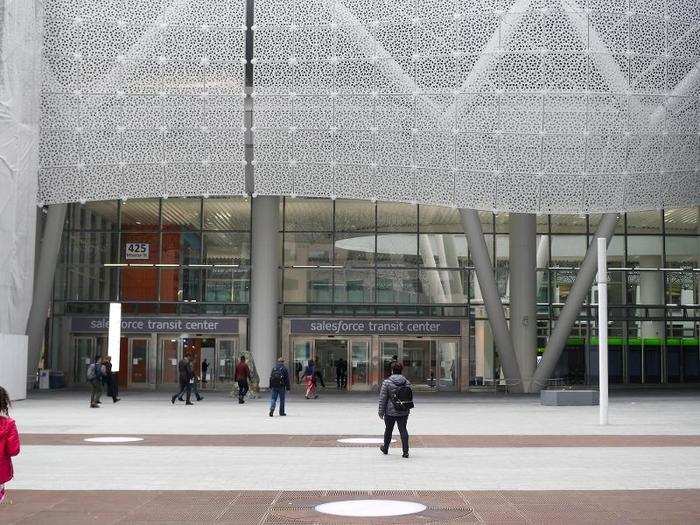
[90,379,102,406]
[237,379,249,400]
[384,415,409,455]
[269,388,286,414]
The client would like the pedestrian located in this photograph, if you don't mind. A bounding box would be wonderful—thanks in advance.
[378,362,413,458]
[0,386,20,503]
[171,355,193,405]
[189,359,204,401]
[303,359,318,399]
[201,359,209,386]
[87,356,105,408]
[269,357,290,417]
[235,355,251,404]
[335,358,348,389]
[102,355,120,403]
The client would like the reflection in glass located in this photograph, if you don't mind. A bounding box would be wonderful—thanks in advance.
[162,197,201,229]
[284,198,332,231]
[203,198,250,230]
[284,232,333,266]
[335,199,375,231]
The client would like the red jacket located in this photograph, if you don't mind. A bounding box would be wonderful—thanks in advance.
[0,416,20,484]
[234,362,250,381]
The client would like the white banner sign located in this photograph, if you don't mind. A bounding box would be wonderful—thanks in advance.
[125,242,149,259]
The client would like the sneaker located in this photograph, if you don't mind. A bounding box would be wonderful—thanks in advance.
[402,453,409,458]
[171,396,176,404]
[90,404,100,408]
[113,398,121,403]
[269,410,274,417]
[379,445,388,455]
[280,413,287,416]
[185,401,194,405]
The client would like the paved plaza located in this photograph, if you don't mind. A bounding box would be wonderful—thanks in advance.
[2,390,700,523]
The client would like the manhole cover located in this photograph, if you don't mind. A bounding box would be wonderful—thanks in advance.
[83,436,144,443]
[315,500,427,517]
[337,438,396,445]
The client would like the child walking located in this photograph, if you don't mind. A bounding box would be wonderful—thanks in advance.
[0,386,20,503]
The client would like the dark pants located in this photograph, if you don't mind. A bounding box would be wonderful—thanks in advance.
[103,373,118,401]
[336,373,347,389]
[237,379,249,400]
[384,415,409,455]
[269,388,286,414]
[175,381,192,403]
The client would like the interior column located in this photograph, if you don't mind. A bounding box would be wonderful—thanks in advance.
[249,196,280,388]
[509,213,538,392]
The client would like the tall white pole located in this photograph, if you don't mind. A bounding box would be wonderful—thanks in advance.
[109,303,122,372]
[597,237,608,425]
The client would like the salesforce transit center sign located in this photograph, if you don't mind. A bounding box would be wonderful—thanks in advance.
[71,317,239,334]
[290,319,461,336]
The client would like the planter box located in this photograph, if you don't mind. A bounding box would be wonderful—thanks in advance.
[540,389,599,406]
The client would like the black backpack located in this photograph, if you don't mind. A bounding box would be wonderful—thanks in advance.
[270,368,285,388]
[390,384,414,411]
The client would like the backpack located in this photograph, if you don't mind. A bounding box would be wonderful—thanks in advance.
[86,363,98,381]
[270,367,285,388]
[390,384,414,411]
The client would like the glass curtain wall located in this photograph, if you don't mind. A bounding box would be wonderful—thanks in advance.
[54,197,252,316]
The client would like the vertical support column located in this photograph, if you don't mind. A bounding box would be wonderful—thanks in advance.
[639,255,664,339]
[509,213,537,392]
[249,196,280,388]
[598,238,609,425]
[26,204,67,386]
[459,209,522,389]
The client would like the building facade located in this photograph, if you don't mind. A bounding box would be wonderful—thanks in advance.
[49,197,699,392]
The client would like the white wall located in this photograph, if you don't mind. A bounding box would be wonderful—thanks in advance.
[0,334,28,401]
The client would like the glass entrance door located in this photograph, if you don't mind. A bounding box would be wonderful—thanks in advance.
[73,337,95,384]
[129,338,150,385]
[380,338,459,390]
[350,340,370,390]
[160,337,179,384]
[292,339,312,385]
[403,340,434,386]
[437,340,458,389]
[216,338,238,387]
[315,339,347,389]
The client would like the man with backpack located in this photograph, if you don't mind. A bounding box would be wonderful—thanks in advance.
[378,362,413,458]
[269,357,290,417]
[87,356,105,408]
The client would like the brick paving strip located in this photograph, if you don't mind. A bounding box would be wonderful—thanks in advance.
[1,489,699,524]
[20,433,700,447]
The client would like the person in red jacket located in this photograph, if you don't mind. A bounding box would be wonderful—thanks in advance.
[234,355,251,404]
[0,386,20,503]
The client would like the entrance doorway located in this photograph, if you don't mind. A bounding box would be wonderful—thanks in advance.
[291,338,370,391]
[128,338,150,385]
[380,339,458,389]
[157,335,240,389]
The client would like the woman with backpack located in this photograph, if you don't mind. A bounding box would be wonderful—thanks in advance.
[0,386,20,503]
[303,359,318,399]
[378,362,413,458]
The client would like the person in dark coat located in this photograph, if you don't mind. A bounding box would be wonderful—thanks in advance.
[171,355,193,405]
[269,357,290,417]
[201,359,209,385]
[378,362,411,458]
[102,355,120,403]
[335,358,348,389]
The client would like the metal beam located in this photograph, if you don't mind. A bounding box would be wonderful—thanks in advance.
[25,204,67,386]
[459,209,522,388]
[531,212,618,391]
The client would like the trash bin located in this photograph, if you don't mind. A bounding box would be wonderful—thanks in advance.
[49,371,66,389]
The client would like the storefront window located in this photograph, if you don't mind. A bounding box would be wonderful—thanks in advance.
[284,232,333,266]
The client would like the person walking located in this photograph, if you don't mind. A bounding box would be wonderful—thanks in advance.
[0,386,20,503]
[201,359,209,386]
[303,359,318,399]
[102,355,120,403]
[335,358,348,389]
[87,356,105,408]
[235,355,251,404]
[269,357,290,417]
[189,359,204,401]
[172,355,193,405]
[378,362,413,458]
